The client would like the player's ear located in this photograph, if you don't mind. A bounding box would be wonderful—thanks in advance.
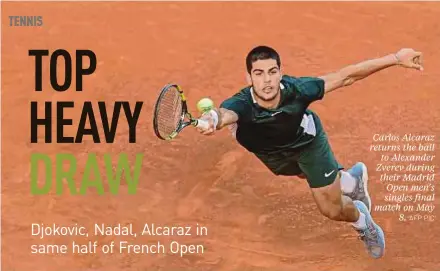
[246,73,252,85]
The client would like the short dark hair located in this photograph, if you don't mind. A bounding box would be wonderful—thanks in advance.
[246,45,281,74]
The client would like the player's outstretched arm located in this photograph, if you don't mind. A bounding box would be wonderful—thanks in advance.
[319,48,423,94]
[197,108,239,135]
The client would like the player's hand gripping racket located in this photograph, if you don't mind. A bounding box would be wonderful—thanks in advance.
[153,84,212,140]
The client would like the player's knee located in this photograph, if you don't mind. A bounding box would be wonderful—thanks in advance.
[311,177,344,221]
[319,204,343,221]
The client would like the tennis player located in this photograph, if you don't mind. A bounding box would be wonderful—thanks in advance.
[196,45,423,258]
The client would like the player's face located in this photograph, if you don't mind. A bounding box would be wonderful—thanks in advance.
[249,59,282,102]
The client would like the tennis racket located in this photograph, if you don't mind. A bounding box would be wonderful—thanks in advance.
[153,84,211,140]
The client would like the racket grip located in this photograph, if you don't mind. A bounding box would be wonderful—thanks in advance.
[196,119,210,130]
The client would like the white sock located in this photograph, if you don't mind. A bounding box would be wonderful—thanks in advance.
[352,211,367,230]
[340,170,356,194]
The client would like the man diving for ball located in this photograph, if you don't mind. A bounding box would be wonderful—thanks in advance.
[196,45,423,258]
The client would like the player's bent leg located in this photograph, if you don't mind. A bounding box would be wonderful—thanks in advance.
[310,171,359,222]
[309,173,386,258]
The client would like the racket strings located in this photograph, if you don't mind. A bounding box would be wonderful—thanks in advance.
[156,88,183,137]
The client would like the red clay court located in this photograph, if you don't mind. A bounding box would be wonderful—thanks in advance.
[2,2,440,270]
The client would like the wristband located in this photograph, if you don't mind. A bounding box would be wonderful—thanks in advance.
[394,53,401,64]
[203,109,219,129]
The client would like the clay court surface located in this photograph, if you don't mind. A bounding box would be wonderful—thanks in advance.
[2,2,440,270]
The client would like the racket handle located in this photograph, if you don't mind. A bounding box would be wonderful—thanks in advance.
[196,119,210,130]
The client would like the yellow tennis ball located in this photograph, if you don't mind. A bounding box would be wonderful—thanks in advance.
[197,98,214,113]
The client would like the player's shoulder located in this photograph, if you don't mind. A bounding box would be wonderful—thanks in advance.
[282,75,324,92]
[280,75,302,97]
[220,85,253,120]
[282,74,325,102]
[281,75,322,87]
[223,85,253,104]
[281,74,300,85]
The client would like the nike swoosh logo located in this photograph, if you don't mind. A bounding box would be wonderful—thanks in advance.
[324,170,335,177]
[271,111,282,116]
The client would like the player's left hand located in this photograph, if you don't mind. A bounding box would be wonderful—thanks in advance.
[395,48,423,71]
